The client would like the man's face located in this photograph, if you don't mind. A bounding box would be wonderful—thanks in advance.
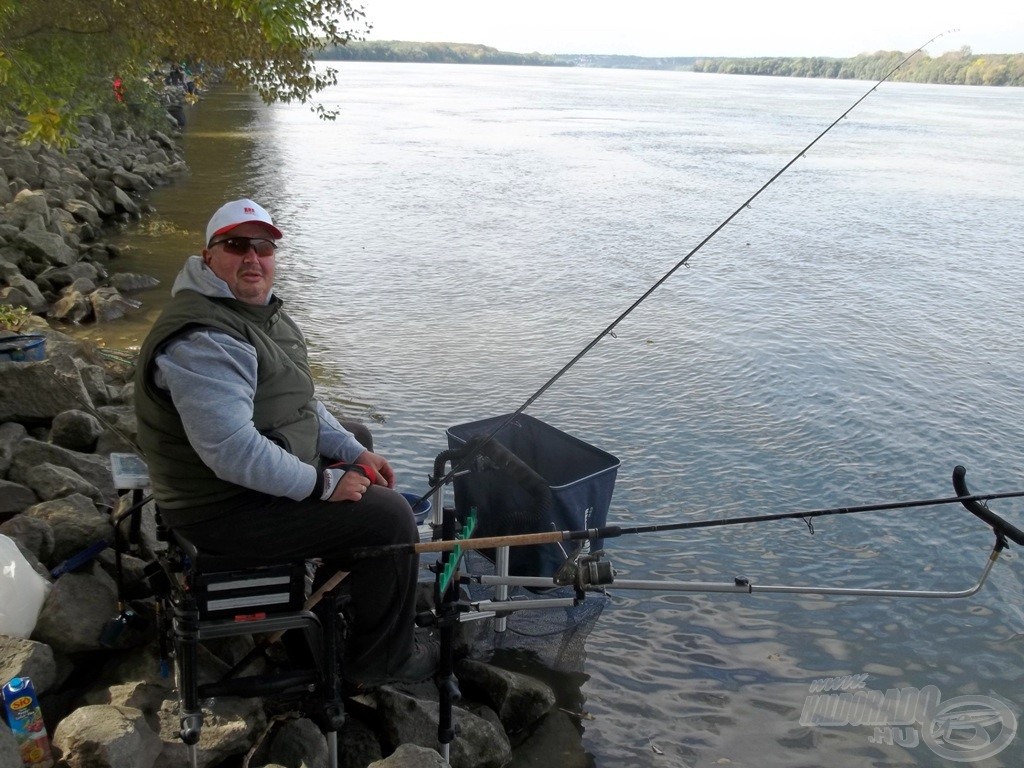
[202,222,277,305]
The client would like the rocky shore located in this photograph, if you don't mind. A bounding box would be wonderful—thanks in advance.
[0,115,588,767]
[0,115,184,325]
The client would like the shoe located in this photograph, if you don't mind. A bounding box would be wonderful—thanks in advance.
[345,638,440,690]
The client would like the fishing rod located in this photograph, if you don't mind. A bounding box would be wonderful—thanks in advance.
[353,468,1024,561]
[405,468,1024,635]
[414,32,951,505]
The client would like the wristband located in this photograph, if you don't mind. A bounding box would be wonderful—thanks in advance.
[328,462,379,485]
[320,468,343,501]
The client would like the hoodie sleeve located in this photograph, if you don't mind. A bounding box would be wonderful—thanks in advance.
[314,400,367,463]
[153,328,318,500]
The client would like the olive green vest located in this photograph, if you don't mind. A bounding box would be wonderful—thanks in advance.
[134,290,319,509]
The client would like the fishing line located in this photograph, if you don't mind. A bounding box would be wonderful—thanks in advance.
[421,32,952,500]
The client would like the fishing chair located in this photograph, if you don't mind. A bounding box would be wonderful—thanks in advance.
[151,513,349,768]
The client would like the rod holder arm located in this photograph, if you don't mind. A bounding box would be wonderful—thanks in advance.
[953,465,1024,546]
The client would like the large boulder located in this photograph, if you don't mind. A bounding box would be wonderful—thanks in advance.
[455,659,556,734]
[0,722,21,768]
[2,188,49,227]
[0,479,37,518]
[264,718,329,768]
[0,359,93,423]
[0,636,58,694]
[12,229,77,267]
[369,743,450,767]
[0,274,48,313]
[0,514,54,562]
[51,704,162,768]
[22,493,110,564]
[24,463,105,505]
[32,564,119,655]
[373,687,511,768]
[10,441,116,506]
[49,409,104,452]
[153,696,267,768]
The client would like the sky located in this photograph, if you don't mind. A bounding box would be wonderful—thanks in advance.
[360,0,1023,58]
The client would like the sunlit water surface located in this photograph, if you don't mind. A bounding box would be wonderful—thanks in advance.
[94,64,1024,767]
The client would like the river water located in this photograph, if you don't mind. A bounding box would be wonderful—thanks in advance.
[92,64,1024,766]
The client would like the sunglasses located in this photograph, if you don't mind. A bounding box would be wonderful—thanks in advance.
[209,236,277,257]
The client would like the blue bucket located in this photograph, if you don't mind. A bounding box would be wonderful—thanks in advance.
[400,492,432,524]
[0,334,46,362]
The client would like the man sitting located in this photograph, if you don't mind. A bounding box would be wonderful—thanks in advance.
[134,198,436,685]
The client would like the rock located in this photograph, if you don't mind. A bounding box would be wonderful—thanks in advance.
[369,743,450,767]
[89,286,140,323]
[265,718,329,768]
[65,277,98,296]
[0,636,58,694]
[79,682,173,736]
[338,716,384,768]
[59,165,93,193]
[0,421,28,473]
[76,363,111,407]
[50,290,93,323]
[0,253,22,277]
[51,704,162,768]
[25,463,105,505]
[112,169,152,194]
[94,405,139,454]
[0,514,53,561]
[65,199,102,228]
[32,564,119,655]
[456,658,556,734]
[22,493,110,564]
[0,359,93,423]
[507,710,589,767]
[110,185,141,217]
[12,229,78,267]
[35,261,101,293]
[108,273,160,293]
[374,687,511,768]
[0,722,22,768]
[9,440,116,506]
[2,189,49,227]
[0,274,48,313]
[153,696,267,768]
[0,479,37,518]
[50,409,103,451]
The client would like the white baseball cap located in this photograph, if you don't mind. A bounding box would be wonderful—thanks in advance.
[205,199,282,246]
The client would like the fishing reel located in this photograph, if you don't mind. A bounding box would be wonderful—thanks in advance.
[553,548,615,594]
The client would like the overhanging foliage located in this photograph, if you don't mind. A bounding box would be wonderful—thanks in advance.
[0,0,369,144]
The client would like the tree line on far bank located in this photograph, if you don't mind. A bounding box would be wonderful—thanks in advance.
[320,41,1022,87]
[693,48,1023,86]
[318,40,568,67]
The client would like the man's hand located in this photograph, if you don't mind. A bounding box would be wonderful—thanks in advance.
[327,468,373,502]
[322,450,396,501]
[354,450,395,488]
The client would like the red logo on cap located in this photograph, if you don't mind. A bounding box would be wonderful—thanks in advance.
[244,207,255,214]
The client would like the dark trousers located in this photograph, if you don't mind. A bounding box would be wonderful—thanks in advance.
[161,424,419,674]
[166,486,419,674]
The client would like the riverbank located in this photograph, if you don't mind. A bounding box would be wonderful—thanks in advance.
[0,113,186,327]
[0,108,586,768]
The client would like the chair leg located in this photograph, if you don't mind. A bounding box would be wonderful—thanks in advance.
[317,587,346,768]
[174,600,204,749]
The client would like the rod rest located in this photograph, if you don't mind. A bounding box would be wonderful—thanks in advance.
[953,465,1024,546]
